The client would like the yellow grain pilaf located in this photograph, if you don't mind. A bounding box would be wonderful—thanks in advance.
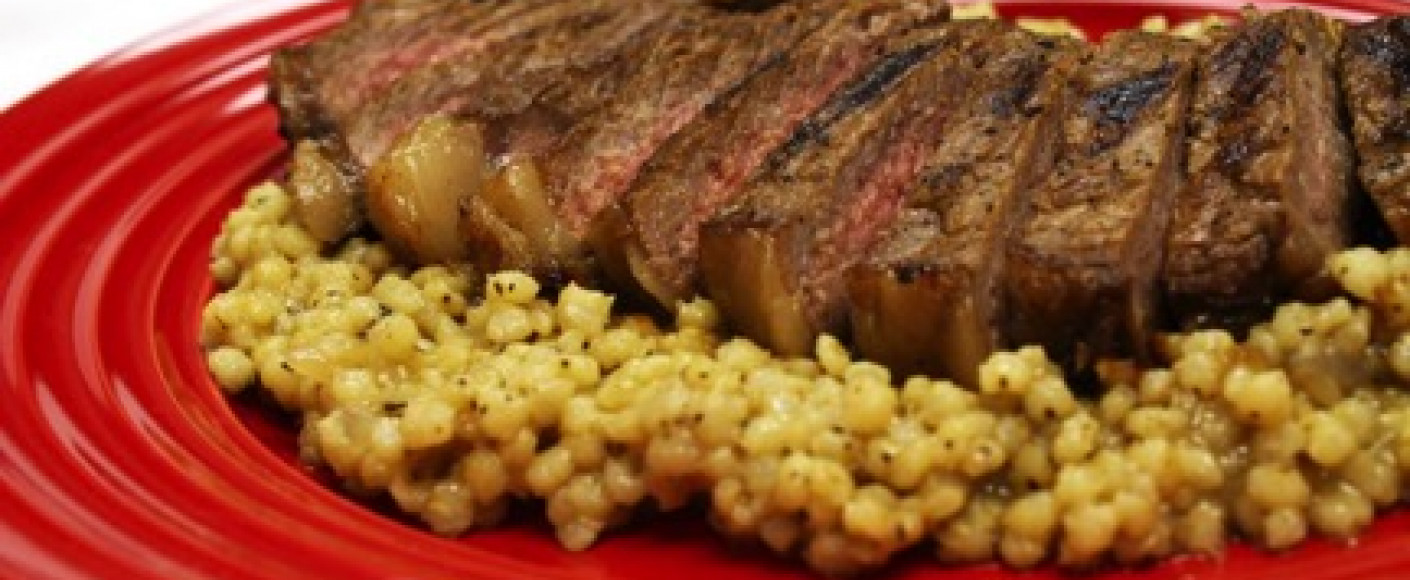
[205,183,1410,575]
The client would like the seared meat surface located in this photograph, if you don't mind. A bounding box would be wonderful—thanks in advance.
[271,2,1394,383]
[1342,16,1410,243]
[359,2,681,270]
[547,1,832,236]
[1164,10,1353,327]
[453,1,823,278]
[849,23,1078,385]
[592,0,950,309]
[1005,31,1197,375]
[342,1,682,168]
[697,25,979,356]
[272,0,646,147]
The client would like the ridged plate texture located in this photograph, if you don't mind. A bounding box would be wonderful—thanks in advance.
[0,1,1407,578]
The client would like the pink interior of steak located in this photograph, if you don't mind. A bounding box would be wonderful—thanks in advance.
[552,5,825,235]
[343,5,673,167]
[802,132,928,322]
[625,10,941,303]
[313,1,544,125]
[693,52,879,255]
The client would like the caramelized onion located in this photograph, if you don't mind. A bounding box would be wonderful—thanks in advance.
[367,115,489,264]
[478,158,579,269]
[288,140,362,244]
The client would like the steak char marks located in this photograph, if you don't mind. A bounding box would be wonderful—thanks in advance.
[272,3,1391,384]
[1005,31,1197,375]
[342,1,685,169]
[548,1,836,236]
[697,25,982,357]
[592,0,951,309]
[1342,16,1410,243]
[1164,10,1352,327]
[848,23,1078,386]
[271,0,645,146]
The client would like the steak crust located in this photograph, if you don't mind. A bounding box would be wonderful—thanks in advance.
[592,0,951,309]
[848,24,1078,386]
[271,0,627,146]
[698,24,982,356]
[548,2,833,236]
[1342,16,1410,243]
[1164,9,1353,327]
[1005,31,1198,375]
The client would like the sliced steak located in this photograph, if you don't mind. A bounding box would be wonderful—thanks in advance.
[448,2,824,280]
[1342,16,1410,243]
[696,25,984,356]
[343,1,684,168]
[271,0,609,144]
[1164,10,1353,327]
[591,0,951,309]
[338,3,687,275]
[549,1,836,236]
[847,25,1078,386]
[1005,31,1197,375]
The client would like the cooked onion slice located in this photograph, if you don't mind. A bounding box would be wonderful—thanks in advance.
[482,158,579,268]
[289,140,362,244]
[367,115,489,264]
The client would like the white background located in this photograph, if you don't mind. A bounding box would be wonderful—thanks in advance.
[0,0,238,110]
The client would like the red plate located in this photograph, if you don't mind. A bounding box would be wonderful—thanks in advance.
[2,1,1409,578]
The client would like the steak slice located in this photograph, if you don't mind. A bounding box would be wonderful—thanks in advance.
[847,25,1078,386]
[271,0,611,144]
[591,0,951,309]
[1164,9,1353,327]
[548,1,836,236]
[1342,16,1410,243]
[342,1,684,168]
[696,25,983,357]
[447,2,826,281]
[1005,31,1197,375]
[340,3,687,274]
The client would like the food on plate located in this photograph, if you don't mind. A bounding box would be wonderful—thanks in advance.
[206,182,1410,574]
[1004,29,1197,378]
[1165,9,1354,329]
[203,0,1410,575]
[1342,16,1410,242]
[593,0,948,312]
[267,0,1396,381]
[696,22,974,358]
[848,22,1077,386]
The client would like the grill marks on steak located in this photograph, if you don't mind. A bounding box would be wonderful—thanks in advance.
[549,2,831,236]
[453,2,825,281]
[697,27,978,356]
[271,0,606,144]
[1005,31,1197,374]
[591,0,951,309]
[343,1,682,167]
[1164,10,1352,326]
[274,3,1394,383]
[848,24,1078,386]
[1342,16,1410,243]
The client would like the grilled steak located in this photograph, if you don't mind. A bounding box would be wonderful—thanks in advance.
[456,1,823,279]
[848,24,1078,386]
[1164,10,1353,327]
[348,2,687,274]
[591,0,951,309]
[1342,16,1410,243]
[1005,31,1197,375]
[548,2,832,236]
[697,25,984,356]
[271,0,631,145]
[271,3,1390,383]
[342,1,683,169]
